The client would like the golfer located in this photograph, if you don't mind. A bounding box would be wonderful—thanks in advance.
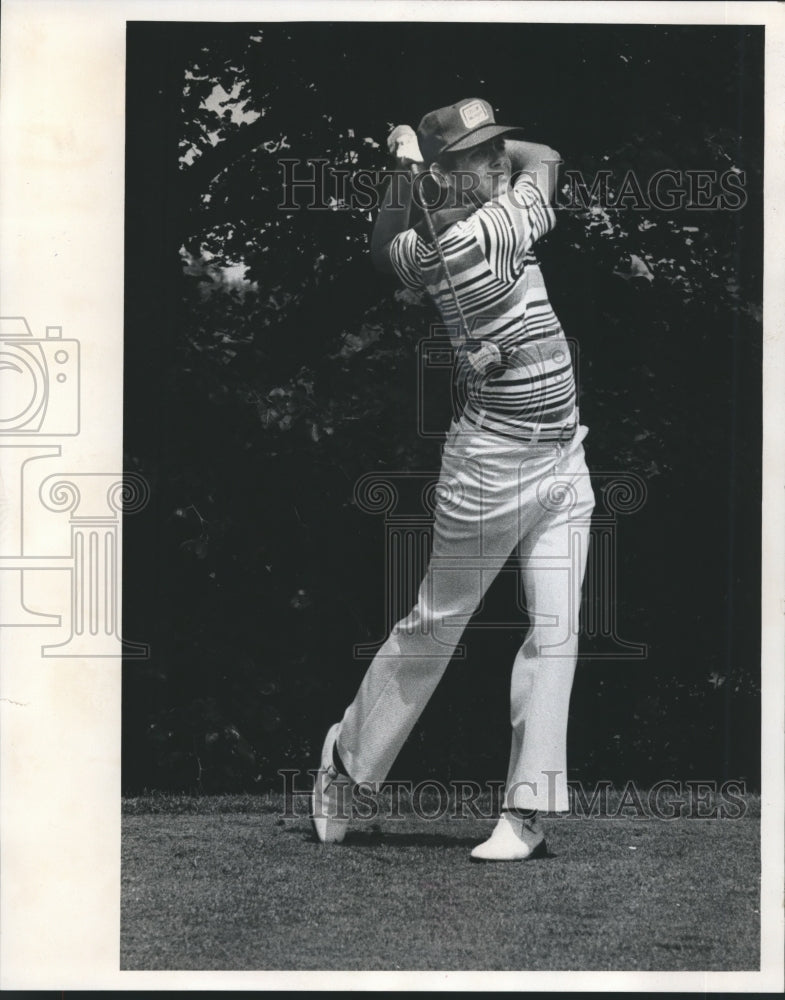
[312,98,595,861]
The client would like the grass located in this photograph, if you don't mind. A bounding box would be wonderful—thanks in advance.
[121,791,760,971]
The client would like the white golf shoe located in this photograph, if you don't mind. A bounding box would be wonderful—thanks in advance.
[311,723,353,844]
[470,810,547,862]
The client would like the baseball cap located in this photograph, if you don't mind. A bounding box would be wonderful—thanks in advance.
[416,98,525,166]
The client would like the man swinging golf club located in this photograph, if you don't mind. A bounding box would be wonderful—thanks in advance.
[312,98,595,861]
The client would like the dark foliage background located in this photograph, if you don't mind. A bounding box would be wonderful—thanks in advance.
[123,21,762,794]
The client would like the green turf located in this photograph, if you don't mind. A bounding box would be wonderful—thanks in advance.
[121,794,760,971]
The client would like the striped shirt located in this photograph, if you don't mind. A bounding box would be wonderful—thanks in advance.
[389,176,577,442]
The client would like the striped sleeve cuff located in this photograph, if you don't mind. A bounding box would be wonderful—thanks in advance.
[389,230,423,290]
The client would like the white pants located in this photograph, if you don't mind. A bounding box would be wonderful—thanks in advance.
[337,414,596,812]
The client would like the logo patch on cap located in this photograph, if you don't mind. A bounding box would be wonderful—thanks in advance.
[459,100,490,129]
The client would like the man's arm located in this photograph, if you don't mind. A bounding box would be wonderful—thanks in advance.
[370,170,416,274]
[505,140,562,204]
[370,125,424,274]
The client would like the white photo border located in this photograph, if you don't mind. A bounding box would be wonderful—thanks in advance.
[0,0,782,991]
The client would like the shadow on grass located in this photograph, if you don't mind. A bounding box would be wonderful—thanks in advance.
[284,823,560,856]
